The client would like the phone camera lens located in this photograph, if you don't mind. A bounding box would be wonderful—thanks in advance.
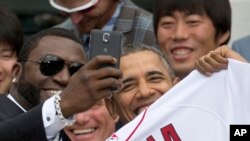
[102,33,110,43]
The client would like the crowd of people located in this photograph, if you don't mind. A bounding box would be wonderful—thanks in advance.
[0,0,249,141]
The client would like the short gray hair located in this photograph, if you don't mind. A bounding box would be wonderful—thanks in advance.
[122,43,175,79]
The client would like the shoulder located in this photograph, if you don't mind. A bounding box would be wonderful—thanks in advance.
[120,0,153,28]
[54,18,74,30]
[232,35,250,48]
[0,95,11,108]
[0,95,24,120]
[122,0,152,17]
[232,35,250,61]
[0,105,47,141]
[53,18,80,39]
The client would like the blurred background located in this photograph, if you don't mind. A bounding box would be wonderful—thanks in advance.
[1,0,249,45]
[0,0,153,40]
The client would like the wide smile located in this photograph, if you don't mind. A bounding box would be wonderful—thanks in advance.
[134,105,150,115]
[72,127,97,136]
[171,47,194,61]
[172,48,192,56]
[43,89,62,97]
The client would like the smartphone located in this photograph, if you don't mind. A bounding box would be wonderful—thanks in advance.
[89,29,123,69]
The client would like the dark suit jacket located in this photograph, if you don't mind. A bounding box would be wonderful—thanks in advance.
[0,95,48,141]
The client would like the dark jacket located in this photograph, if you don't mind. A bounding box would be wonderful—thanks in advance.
[0,95,48,141]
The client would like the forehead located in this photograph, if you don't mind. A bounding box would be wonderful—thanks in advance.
[161,11,211,22]
[159,0,206,16]
[161,10,207,19]
[28,36,86,62]
[0,43,13,51]
[121,51,169,76]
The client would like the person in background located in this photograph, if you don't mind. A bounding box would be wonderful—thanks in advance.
[0,28,122,141]
[0,5,23,94]
[231,35,250,62]
[154,0,231,80]
[113,44,179,124]
[49,0,157,55]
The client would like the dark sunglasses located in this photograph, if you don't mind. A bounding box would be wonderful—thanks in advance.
[22,54,84,76]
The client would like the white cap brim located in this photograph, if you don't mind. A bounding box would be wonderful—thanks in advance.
[49,0,99,13]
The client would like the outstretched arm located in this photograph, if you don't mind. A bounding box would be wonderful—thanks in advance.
[0,55,123,141]
[0,105,47,141]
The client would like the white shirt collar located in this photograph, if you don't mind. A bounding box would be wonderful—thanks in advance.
[7,94,27,112]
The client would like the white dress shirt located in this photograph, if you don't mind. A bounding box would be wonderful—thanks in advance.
[7,95,64,140]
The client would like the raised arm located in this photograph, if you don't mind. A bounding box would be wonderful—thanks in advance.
[195,45,248,76]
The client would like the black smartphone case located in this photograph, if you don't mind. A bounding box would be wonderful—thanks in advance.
[89,29,123,68]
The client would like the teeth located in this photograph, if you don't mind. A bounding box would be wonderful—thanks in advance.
[46,90,62,95]
[173,49,191,55]
[73,128,95,135]
[137,106,148,115]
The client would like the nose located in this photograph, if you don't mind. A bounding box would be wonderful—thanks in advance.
[71,12,84,24]
[0,62,3,72]
[171,22,189,41]
[52,65,70,86]
[0,61,4,78]
[75,112,90,125]
[136,80,154,99]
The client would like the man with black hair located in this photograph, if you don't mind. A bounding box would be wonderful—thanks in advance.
[154,0,231,79]
[0,5,23,94]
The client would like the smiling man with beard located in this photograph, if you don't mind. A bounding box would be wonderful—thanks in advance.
[0,27,122,141]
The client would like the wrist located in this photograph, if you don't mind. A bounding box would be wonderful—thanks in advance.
[54,94,76,127]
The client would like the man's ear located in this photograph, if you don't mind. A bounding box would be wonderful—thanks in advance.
[105,98,120,123]
[172,77,180,86]
[12,63,22,83]
[113,114,120,123]
[218,31,230,45]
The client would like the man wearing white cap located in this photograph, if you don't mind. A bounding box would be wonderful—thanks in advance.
[49,0,157,55]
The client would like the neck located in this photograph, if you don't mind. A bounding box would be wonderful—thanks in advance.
[96,1,119,29]
[176,71,190,80]
[10,86,33,110]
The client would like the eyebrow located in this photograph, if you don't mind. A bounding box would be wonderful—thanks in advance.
[122,70,166,84]
[122,77,134,84]
[0,47,14,51]
[147,71,165,77]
